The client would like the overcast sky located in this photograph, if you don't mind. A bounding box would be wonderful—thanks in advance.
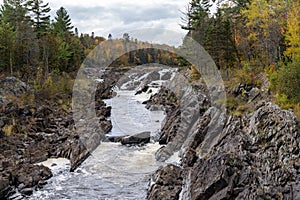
[47,0,189,45]
[0,0,190,45]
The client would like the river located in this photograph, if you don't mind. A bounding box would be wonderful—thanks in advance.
[25,68,179,200]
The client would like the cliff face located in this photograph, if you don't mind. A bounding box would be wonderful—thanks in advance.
[148,85,300,199]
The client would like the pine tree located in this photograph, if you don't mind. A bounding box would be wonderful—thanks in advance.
[0,0,38,73]
[27,0,51,37]
[52,7,74,38]
[0,0,28,29]
[181,0,210,45]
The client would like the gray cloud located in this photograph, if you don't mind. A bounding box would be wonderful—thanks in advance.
[0,0,189,45]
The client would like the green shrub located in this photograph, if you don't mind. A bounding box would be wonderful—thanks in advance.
[274,93,293,109]
[276,60,300,102]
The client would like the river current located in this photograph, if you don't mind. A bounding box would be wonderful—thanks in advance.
[26,68,179,200]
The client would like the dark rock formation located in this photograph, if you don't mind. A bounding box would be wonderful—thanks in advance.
[148,101,300,200]
[135,85,150,95]
[121,131,151,145]
[0,76,32,97]
[0,74,114,198]
[147,81,210,162]
[161,71,172,80]
[0,163,52,198]
[146,71,160,81]
[148,164,183,200]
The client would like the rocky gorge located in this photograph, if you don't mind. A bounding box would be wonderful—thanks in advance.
[0,65,299,199]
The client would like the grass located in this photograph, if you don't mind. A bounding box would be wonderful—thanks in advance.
[2,124,14,136]
[2,118,16,136]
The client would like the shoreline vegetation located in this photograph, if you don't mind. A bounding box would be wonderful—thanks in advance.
[0,0,299,121]
[0,0,300,199]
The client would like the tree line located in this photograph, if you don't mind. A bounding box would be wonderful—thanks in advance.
[0,0,106,79]
[182,0,300,106]
[0,0,182,79]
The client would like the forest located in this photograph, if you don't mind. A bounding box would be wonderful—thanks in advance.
[0,0,299,119]
[182,0,300,119]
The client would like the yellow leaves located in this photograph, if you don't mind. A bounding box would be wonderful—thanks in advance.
[2,124,14,136]
[284,1,300,59]
[2,118,16,136]
[190,65,201,80]
[243,0,285,32]
[147,53,152,63]
[248,32,258,41]
[269,63,275,74]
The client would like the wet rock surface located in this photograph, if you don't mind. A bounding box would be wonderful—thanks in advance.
[148,164,183,200]
[148,79,300,199]
[0,73,117,198]
[121,131,151,145]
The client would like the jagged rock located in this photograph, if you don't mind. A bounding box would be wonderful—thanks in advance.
[0,77,32,97]
[150,102,300,200]
[248,87,260,102]
[0,175,10,199]
[121,132,151,145]
[148,164,182,200]
[69,141,90,172]
[14,164,52,194]
[99,120,112,133]
[135,85,149,95]
[147,71,160,81]
[161,72,172,80]
[20,188,33,195]
[107,136,123,142]
[151,83,209,162]
[158,107,180,145]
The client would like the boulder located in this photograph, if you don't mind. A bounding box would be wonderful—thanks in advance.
[121,132,151,145]
[135,85,149,95]
[148,164,182,200]
[107,136,123,142]
[161,72,172,80]
[147,71,160,81]
[20,188,33,196]
[0,77,32,97]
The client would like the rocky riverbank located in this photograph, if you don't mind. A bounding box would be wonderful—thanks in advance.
[0,75,114,198]
[2,66,299,199]
[148,79,300,199]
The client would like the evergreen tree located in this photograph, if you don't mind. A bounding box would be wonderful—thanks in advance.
[0,0,38,74]
[52,7,73,38]
[181,0,210,45]
[0,0,28,29]
[27,0,51,37]
[0,21,15,74]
